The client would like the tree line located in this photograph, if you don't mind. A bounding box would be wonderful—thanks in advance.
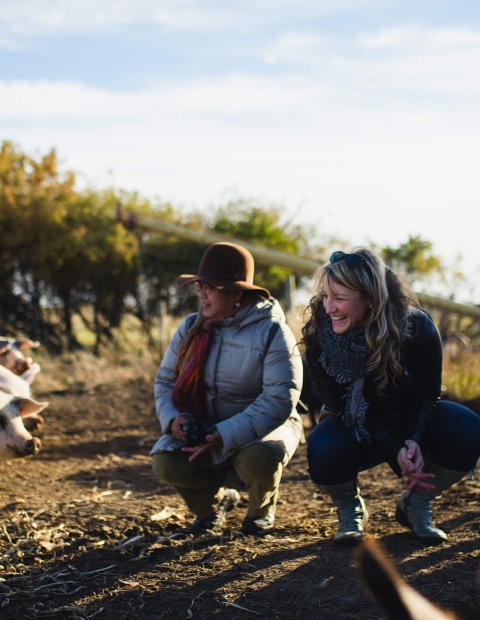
[0,141,445,354]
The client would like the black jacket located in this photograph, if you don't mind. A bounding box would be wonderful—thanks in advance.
[305,310,442,475]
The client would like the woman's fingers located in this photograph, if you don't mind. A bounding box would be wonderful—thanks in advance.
[404,440,422,463]
[397,448,410,471]
[404,470,436,491]
[406,477,436,491]
[181,433,220,462]
[409,471,435,479]
[185,442,213,462]
[414,480,436,491]
[399,440,427,476]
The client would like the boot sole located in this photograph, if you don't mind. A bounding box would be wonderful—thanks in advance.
[241,522,274,536]
[333,534,364,546]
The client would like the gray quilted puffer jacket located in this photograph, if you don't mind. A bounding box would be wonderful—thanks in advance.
[151,297,303,465]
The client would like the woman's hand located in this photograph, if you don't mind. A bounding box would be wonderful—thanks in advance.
[171,414,191,441]
[181,431,222,462]
[397,439,435,492]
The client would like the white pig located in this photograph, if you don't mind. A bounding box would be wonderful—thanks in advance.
[0,365,46,432]
[0,338,41,385]
[0,391,47,459]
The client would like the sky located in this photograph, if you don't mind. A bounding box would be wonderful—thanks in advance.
[1,0,480,301]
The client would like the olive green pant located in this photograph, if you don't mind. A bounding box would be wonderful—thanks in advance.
[152,443,282,520]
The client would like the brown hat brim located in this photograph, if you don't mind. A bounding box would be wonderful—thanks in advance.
[177,274,270,299]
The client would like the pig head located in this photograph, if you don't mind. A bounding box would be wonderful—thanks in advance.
[0,365,45,432]
[0,391,47,459]
[0,338,41,384]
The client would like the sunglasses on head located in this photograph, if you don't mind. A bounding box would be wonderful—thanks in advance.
[329,251,366,268]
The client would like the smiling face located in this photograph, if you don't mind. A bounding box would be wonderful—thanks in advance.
[322,275,371,334]
[195,282,243,319]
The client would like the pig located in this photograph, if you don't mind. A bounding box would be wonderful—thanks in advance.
[0,338,41,385]
[0,365,46,432]
[356,540,480,620]
[0,391,46,459]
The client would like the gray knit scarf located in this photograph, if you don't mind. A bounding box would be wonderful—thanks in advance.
[316,314,371,442]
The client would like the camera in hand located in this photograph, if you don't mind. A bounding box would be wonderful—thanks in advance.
[182,419,217,446]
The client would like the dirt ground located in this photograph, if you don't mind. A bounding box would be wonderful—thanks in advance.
[0,370,479,620]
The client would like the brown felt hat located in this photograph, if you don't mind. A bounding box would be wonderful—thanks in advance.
[177,242,270,299]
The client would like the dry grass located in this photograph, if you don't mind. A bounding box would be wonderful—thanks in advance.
[443,348,480,402]
[32,313,185,393]
[34,349,159,394]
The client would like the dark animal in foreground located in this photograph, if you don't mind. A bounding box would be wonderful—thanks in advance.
[356,540,480,620]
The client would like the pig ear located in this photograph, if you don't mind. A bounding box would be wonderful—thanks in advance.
[15,340,40,350]
[17,398,49,416]
[356,541,452,620]
[0,342,11,354]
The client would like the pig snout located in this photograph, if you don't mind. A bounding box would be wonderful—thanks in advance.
[25,436,41,456]
[14,356,33,375]
[0,411,42,459]
[0,349,32,375]
[4,434,42,459]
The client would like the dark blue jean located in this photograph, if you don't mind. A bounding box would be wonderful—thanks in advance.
[307,400,480,486]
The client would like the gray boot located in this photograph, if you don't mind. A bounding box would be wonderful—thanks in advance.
[396,463,468,546]
[318,480,369,546]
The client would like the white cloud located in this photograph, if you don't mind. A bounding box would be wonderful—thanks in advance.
[0,0,235,34]
[0,79,159,120]
[339,26,480,96]
[358,25,421,49]
[0,35,25,51]
[1,76,479,256]
[262,31,328,65]
[0,0,384,36]
[358,25,480,50]
[424,27,480,47]
[276,32,324,48]
[340,48,480,96]
[0,75,333,122]
[257,25,480,96]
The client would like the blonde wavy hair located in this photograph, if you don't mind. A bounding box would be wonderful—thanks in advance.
[301,247,416,392]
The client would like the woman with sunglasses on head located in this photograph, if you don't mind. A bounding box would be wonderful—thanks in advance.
[151,242,303,535]
[302,248,480,546]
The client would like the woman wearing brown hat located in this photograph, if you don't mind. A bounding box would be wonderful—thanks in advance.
[151,242,303,535]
